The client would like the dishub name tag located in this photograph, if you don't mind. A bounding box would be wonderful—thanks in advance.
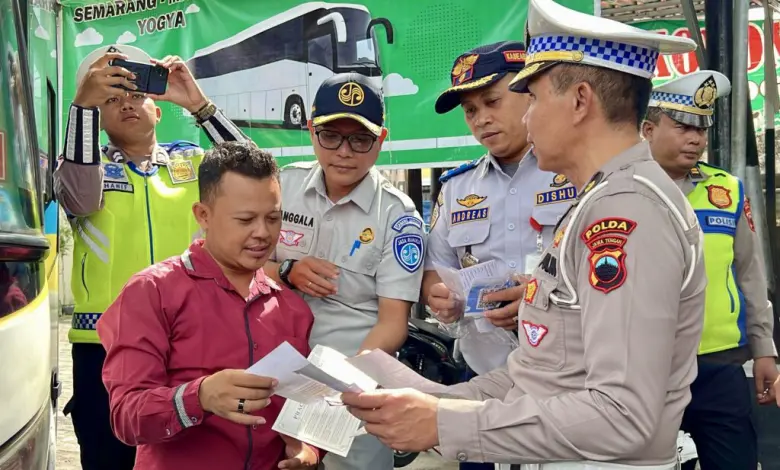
[167,159,197,184]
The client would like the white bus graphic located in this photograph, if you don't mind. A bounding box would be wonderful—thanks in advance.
[187,2,393,129]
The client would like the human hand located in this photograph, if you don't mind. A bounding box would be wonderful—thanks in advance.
[278,436,319,469]
[482,279,528,330]
[289,256,339,297]
[72,52,137,108]
[774,375,780,407]
[342,388,439,452]
[753,356,779,405]
[198,370,277,426]
[427,282,462,324]
[148,55,208,113]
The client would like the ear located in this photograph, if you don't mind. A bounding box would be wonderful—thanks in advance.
[192,201,210,232]
[156,106,162,123]
[641,120,654,140]
[378,127,388,145]
[571,82,593,126]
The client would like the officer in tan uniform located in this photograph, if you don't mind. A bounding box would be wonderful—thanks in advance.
[642,70,778,470]
[342,1,706,468]
[264,72,425,470]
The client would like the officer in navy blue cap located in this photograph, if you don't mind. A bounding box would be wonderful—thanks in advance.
[265,72,425,470]
[423,41,576,410]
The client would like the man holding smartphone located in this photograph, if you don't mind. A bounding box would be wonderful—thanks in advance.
[56,44,249,470]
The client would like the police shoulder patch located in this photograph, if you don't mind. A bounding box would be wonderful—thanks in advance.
[393,233,424,273]
[744,196,756,232]
[580,218,637,294]
[439,156,485,183]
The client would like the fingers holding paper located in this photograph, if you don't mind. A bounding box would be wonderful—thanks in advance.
[341,388,440,452]
[482,281,527,330]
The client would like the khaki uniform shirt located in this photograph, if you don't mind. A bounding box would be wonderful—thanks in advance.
[676,171,776,361]
[275,162,426,356]
[435,142,707,466]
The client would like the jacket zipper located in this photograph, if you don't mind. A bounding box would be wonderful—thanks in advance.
[243,294,262,470]
[726,265,735,313]
[144,176,155,265]
[80,253,89,301]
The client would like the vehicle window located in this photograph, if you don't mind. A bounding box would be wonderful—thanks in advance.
[1,15,42,236]
[308,35,333,70]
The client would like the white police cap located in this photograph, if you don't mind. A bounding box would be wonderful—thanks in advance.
[648,70,731,128]
[76,44,151,87]
[509,0,697,92]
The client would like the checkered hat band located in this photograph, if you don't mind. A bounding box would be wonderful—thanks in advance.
[528,35,659,75]
[72,313,101,330]
[650,91,694,106]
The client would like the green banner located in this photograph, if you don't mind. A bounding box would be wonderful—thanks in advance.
[60,0,595,168]
[633,14,780,133]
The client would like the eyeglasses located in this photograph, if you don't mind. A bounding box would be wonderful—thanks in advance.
[315,130,377,153]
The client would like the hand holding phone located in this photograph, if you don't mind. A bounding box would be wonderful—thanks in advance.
[109,58,169,95]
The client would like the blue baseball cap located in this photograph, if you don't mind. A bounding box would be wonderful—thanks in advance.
[435,41,527,114]
[311,72,385,136]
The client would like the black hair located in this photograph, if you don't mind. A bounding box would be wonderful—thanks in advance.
[198,141,279,202]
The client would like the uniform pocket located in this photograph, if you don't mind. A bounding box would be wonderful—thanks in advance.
[517,273,565,371]
[332,245,382,304]
[276,225,315,258]
[446,221,490,267]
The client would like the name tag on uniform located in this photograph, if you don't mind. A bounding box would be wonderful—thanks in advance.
[102,162,133,193]
[168,160,197,184]
[535,187,577,205]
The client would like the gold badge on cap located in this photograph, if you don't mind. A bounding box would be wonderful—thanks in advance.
[456,194,487,208]
[452,54,479,85]
[168,160,197,184]
[694,76,718,109]
[339,82,364,107]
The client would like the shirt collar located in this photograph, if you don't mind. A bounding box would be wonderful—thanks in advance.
[102,142,170,166]
[479,148,536,179]
[305,163,379,213]
[576,141,652,200]
[181,240,281,297]
[686,163,708,183]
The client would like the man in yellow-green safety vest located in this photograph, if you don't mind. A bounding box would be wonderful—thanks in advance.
[54,44,249,470]
[643,70,778,470]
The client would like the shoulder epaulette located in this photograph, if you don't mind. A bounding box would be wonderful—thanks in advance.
[380,180,416,212]
[439,156,485,183]
[282,160,317,171]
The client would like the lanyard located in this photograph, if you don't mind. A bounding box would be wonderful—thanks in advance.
[530,217,544,253]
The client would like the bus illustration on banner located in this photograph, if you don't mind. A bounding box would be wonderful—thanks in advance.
[187,2,393,130]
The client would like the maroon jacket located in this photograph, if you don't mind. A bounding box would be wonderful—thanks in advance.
[97,240,317,470]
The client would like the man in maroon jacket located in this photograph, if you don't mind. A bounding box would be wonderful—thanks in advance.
[98,141,320,469]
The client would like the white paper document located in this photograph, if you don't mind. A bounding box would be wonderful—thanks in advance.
[345,349,450,395]
[261,344,378,457]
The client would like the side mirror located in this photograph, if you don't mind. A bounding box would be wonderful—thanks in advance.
[366,18,394,45]
[317,12,347,43]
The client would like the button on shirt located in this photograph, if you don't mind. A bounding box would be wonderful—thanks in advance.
[275,162,426,356]
[425,151,575,275]
[435,143,707,465]
[97,240,318,470]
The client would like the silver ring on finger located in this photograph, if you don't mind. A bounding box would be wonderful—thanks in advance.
[307,281,313,289]
[237,398,246,414]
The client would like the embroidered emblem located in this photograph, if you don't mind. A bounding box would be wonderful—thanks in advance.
[359,227,375,244]
[168,159,197,184]
[279,230,304,247]
[707,185,732,209]
[522,320,548,347]
[452,54,479,85]
[393,233,424,273]
[689,165,702,180]
[581,218,637,294]
[338,82,364,107]
[456,194,487,208]
[744,197,755,232]
[524,278,538,304]
[392,215,423,232]
[553,226,566,248]
[430,192,443,229]
[451,207,489,225]
[102,162,129,182]
[705,215,736,230]
[550,174,568,188]
[503,50,526,63]
[535,187,577,205]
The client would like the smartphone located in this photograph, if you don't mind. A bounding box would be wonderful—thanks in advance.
[109,58,168,95]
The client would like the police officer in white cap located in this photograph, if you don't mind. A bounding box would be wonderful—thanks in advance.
[424,41,575,446]
[341,0,707,468]
[57,44,249,470]
[643,70,778,470]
